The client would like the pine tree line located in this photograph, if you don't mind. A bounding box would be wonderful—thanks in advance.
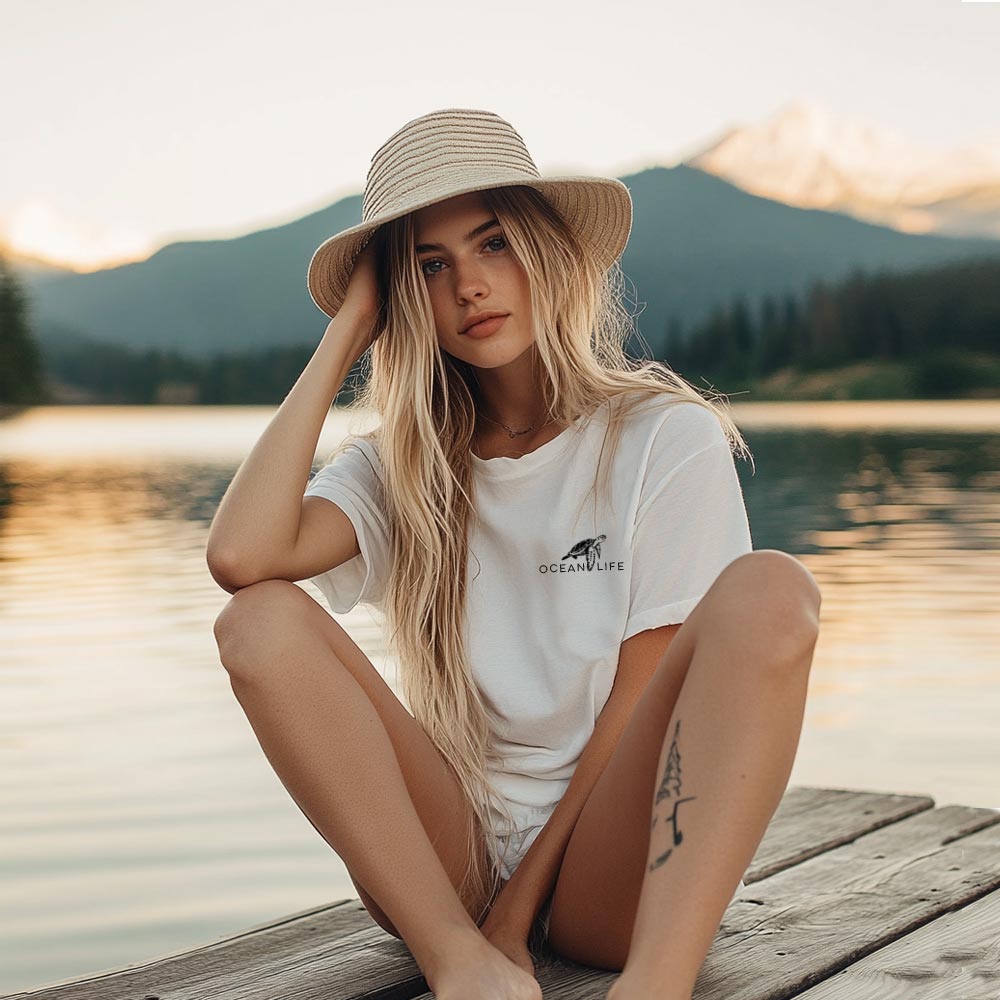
[0,253,47,408]
[665,257,1000,390]
[3,249,999,407]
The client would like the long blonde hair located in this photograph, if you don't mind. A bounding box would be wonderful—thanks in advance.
[326,184,753,924]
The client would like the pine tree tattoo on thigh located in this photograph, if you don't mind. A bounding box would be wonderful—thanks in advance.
[649,718,697,873]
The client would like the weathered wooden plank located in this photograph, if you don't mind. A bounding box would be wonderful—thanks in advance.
[682,805,1000,1000]
[742,786,934,881]
[3,786,954,1000]
[6,899,421,1000]
[791,885,1000,1000]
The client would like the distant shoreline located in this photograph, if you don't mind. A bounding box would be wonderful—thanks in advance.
[732,356,999,402]
[3,355,999,414]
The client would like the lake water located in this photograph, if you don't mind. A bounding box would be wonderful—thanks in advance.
[1,400,998,994]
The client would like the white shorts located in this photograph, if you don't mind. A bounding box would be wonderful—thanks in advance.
[488,802,555,881]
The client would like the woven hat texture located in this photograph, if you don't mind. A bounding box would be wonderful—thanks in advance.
[306,107,633,319]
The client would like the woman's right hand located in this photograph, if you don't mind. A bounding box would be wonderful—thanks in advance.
[333,238,383,353]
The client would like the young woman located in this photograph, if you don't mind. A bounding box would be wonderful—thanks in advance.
[207,108,821,1000]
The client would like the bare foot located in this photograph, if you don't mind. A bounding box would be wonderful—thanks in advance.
[425,933,542,1000]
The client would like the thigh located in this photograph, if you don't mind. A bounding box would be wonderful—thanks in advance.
[214,579,494,937]
[544,607,699,971]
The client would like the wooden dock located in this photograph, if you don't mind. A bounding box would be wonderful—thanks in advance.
[10,786,1000,1000]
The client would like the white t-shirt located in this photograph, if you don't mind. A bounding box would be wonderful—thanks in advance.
[303,392,753,828]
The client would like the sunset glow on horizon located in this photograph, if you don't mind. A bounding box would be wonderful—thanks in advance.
[5,0,999,273]
[4,198,155,272]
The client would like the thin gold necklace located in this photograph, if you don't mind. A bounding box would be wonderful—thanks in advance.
[479,410,555,439]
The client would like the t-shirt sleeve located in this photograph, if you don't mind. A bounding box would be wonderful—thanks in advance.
[302,437,391,613]
[623,404,753,641]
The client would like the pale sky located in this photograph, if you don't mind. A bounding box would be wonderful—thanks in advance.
[3,0,998,270]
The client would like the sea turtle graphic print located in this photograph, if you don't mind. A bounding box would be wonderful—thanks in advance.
[561,534,607,571]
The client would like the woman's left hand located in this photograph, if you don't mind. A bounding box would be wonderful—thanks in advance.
[479,909,536,978]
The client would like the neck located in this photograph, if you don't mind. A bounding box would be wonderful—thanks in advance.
[472,348,551,431]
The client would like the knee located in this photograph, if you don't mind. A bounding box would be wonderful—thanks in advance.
[715,550,821,665]
[213,579,313,677]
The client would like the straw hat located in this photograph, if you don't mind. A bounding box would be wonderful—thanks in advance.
[306,107,633,319]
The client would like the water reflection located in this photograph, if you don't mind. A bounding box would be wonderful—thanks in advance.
[0,400,998,993]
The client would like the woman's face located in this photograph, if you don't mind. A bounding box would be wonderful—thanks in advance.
[413,191,534,369]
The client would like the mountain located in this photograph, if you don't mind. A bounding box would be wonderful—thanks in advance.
[17,164,1000,362]
[685,100,1000,239]
[18,193,364,361]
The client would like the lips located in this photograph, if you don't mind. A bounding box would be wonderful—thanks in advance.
[460,311,509,334]
[462,314,508,339]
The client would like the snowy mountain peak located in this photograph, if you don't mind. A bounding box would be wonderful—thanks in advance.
[685,101,1000,237]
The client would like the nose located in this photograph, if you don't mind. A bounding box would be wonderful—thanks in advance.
[453,257,490,303]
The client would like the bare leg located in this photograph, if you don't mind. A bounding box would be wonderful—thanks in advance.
[609,554,820,999]
[214,580,541,999]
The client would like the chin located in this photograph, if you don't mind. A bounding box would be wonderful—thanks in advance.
[447,335,535,368]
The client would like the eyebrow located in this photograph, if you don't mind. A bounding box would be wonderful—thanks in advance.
[415,217,501,254]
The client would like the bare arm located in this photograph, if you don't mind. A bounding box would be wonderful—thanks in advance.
[205,310,376,593]
[205,236,384,594]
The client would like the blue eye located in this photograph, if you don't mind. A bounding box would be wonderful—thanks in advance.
[420,235,508,277]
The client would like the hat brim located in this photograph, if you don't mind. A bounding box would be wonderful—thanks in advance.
[306,175,633,320]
